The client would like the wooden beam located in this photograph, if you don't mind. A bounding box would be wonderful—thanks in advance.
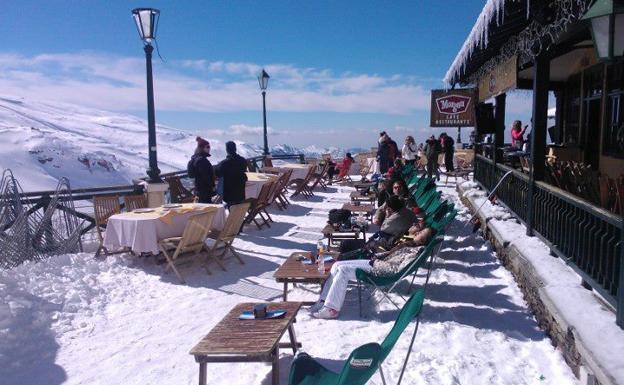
[494,93,506,164]
[527,53,550,236]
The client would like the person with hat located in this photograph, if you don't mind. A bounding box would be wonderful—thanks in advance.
[189,137,216,203]
[214,141,248,207]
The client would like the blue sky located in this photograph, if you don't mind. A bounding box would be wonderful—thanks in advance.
[0,0,535,148]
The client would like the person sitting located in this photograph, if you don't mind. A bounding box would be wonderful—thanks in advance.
[373,180,413,226]
[384,158,404,180]
[311,225,435,319]
[327,153,355,183]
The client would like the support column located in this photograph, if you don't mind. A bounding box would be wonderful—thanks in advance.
[526,54,550,236]
[494,93,506,164]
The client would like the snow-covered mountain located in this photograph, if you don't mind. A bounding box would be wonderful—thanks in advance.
[0,96,361,192]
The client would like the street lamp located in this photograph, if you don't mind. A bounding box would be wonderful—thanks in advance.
[582,0,624,61]
[132,8,162,182]
[258,69,270,155]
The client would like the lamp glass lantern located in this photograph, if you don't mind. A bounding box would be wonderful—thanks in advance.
[258,69,270,91]
[132,8,160,44]
[582,0,624,60]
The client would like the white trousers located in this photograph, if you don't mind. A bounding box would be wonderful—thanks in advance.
[320,260,372,311]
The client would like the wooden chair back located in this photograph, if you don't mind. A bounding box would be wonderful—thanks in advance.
[262,156,273,167]
[246,159,258,172]
[177,211,217,255]
[165,176,195,203]
[220,201,252,242]
[256,180,275,207]
[93,196,121,227]
[124,194,147,211]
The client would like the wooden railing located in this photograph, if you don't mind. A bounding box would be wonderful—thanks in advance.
[474,154,624,328]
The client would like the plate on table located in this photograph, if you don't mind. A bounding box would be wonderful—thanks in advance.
[163,204,182,209]
[133,208,155,213]
[238,310,287,320]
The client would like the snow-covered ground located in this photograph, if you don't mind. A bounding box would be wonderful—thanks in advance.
[0,182,578,385]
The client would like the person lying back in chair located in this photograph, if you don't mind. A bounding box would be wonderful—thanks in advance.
[311,224,434,319]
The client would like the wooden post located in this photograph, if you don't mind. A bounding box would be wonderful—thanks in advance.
[494,93,506,164]
[527,54,550,236]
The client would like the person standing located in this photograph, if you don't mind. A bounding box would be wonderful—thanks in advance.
[189,137,215,203]
[511,120,528,149]
[214,141,248,207]
[440,132,455,172]
[424,135,441,180]
[401,135,419,166]
[376,132,391,174]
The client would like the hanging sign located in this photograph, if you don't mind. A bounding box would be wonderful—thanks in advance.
[429,88,476,127]
[478,55,517,101]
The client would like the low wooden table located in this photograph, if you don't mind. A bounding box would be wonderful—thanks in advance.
[190,302,302,385]
[322,223,367,249]
[342,203,376,219]
[273,252,337,302]
[350,191,376,204]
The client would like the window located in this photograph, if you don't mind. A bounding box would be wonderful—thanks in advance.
[604,60,624,158]
[563,74,581,145]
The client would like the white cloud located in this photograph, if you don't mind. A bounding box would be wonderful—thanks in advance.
[0,52,433,115]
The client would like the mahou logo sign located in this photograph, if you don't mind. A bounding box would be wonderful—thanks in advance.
[430,89,476,127]
[436,94,471,115]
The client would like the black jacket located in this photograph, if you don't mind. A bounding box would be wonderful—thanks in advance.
[215,153,248,204]
[191,153,215,203]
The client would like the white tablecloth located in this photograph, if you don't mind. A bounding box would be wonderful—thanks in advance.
[245,172,278,199]
[103,203,226,254]
[278,163,312,180]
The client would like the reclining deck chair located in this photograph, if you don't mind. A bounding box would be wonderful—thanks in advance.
[158,210,216,283]
[288,289,426,385]
[205,201,251,270]
[356,236,443,316]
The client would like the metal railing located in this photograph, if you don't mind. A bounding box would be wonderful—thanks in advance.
[247,154,306,172]
[474,154,624,327]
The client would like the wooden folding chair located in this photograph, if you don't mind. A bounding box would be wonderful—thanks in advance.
[123,194,148,211]
[275,169,293,209]
[244,181,274,229]
[262,155,273,167]
[165,176,195,203]
[93,195,122,257]
[308,162,329,191]
[205,201,252,269]
[289,166,315,198]
[157,211,216,283]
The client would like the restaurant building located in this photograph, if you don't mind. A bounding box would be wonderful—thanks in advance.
[444,0,623,327]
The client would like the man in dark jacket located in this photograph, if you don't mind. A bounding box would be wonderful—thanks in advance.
[440,133,455,172]
[215,141,248,207]
[376,132,391,174]
[424,135,441,180]
[190,137,215,203]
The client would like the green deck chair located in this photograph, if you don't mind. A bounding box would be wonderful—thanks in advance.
[355,236,443,316]
[288,289,426,385]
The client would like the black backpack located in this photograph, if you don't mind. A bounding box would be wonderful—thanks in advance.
[328,209,351,226]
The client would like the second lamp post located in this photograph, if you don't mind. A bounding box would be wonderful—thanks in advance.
[258,69,270,155]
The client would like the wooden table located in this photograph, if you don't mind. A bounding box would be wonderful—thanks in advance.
[273,252,337,302]
[350,191,376,205]
[342,203,376,219]
[190,302,302,385]
[322,223,367,249]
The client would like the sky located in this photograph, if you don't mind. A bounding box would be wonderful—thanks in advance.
[0,0,536,149]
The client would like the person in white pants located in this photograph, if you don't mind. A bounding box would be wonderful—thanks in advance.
[311,226,434,319]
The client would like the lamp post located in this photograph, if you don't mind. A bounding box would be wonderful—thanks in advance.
[582,0,624,61]
[132,8,162,183]
[258,69,270,155]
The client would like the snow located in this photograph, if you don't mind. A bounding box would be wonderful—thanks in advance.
[0,181,578,385]
[0,95,359,192]
[459,181,624,384]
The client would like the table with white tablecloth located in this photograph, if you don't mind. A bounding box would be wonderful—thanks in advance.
[275,163,313,180]
[245,172,278,199]
[103,203,226,254]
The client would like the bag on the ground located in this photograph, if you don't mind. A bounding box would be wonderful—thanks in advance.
[328,208,351,226]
